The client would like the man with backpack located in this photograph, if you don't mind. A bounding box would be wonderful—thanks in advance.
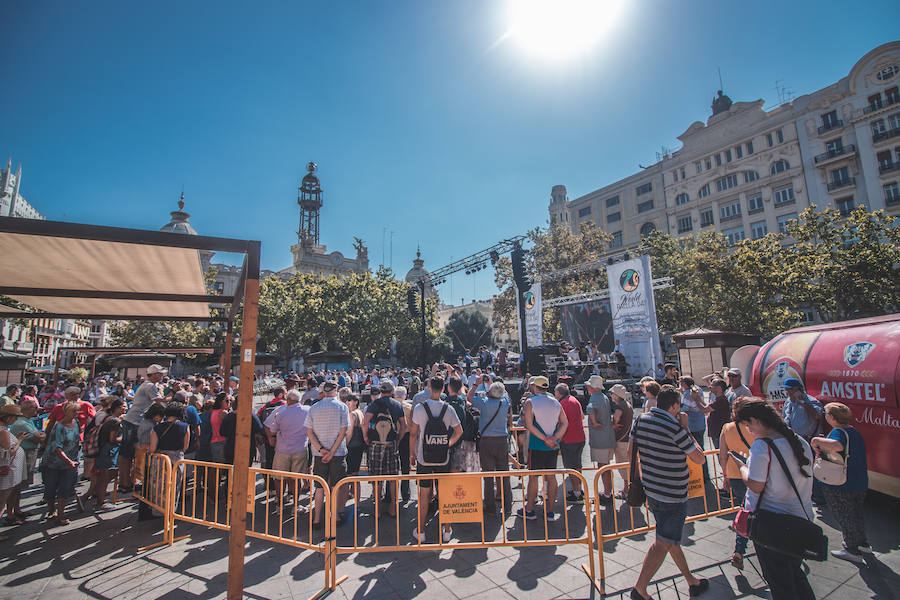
[409,375,463,542]
[444,377,481,473]
[362,380,406,517]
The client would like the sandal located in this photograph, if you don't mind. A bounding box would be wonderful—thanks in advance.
[4,515,26,525]
[55,517,70,526]
[731,552,744,570]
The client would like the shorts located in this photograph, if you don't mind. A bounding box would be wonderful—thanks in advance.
[210,441,226,464]
[119,420,139,459]
[416,462,449,488]
[614,440,630,464]
[312,456,347,489]
[590,447,615,464]
[43,466,77,502]
[95,443,120,471]
[367,442,399,476]
[647,497,687,546]
[450,441,481,472]
[273,451,309,474]
[528,448,559,470]
[559,441,584,471]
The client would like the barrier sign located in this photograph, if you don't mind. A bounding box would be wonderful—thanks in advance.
[687,460,704,498]
[438,475,483,523]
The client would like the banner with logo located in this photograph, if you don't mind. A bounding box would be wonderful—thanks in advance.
[606,255,662,378]
[439,475,483,523]
[516,281,543,349]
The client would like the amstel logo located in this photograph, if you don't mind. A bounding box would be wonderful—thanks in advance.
[619,268,640,292]
[524,291,536,310]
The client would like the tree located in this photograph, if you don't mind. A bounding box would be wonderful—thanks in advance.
[107,320,207,348]
[444,309,492,354]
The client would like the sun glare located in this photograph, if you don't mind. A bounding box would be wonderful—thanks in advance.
[504,0,624,61]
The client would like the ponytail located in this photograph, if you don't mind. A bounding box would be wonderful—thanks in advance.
[734,397,811,477]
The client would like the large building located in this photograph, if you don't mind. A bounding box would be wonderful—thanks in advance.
[550,42,900,253]
[0,158,44,220]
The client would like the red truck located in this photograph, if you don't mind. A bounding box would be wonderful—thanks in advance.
[731,313,900,498]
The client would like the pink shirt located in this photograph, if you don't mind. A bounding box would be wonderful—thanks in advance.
[559,396,586,444]
[211,409,227,443]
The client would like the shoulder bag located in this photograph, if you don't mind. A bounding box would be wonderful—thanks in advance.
[625,416,646,507]
[731,443,768,537]
[813,428,847,486]
[747,438,828,561]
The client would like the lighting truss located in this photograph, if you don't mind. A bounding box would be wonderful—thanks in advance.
[412,236,527,286]
[541,277,674,308]
[538,249,649,283]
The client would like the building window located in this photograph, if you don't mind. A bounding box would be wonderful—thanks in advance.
[607,211,621,223]
[736,145,743,159]
[677,215,693,233]
[636,182,653,195]
[706,158,712,170]
[672,170,678,182]
[720,200,742,220]
[715,154,722,167]
[877,65,899,81]
[723,225,746,246]
[774,186,795,205]
[578,206,592,217]
[716,174,738,192]
[777,212,799,235]
[605,195,620,208]
[831,166,851,186]
[771,159,790,175]
[725,149,733,162]
[884,182,900,205]
[700,208,714,227]
[609,231,623,248]
[877,150,894,169]
[675,193,690,205]
[744,170,759,183]
[821,111,840,132]
[890,112,900,130]
[872,119,886,135]
[698,183,710,198]
[766,133,774,147]
[776,129,784,143]
[695,161,702,174]
[869,93,884,112]
[746,141,754,154]
[751,220,768,240]
[836,197,855,216]
[640,222,657,237]
[825,138,843,153]
[887,86,900,105]
[637,199,654,213]
[748,194,764,213]
[680,167,686,179]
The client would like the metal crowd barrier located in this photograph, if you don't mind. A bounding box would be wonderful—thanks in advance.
[132,452,175,551]
[590,448,743,594]
[325,469,596,591]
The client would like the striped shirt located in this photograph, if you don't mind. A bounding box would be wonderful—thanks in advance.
[631,407,695,503]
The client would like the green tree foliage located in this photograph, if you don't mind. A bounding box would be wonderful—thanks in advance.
[107,320,206,348]
[444,309,492,354]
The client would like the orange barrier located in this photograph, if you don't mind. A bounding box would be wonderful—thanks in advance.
[590,449,743,594]
[132,452,175,551]
[326,469,596,592]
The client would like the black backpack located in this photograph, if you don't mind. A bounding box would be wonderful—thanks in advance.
[446,395,480,445]
[371,397,398,443]
[422,403,451,464]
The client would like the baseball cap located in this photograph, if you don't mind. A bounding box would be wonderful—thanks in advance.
[783,378,804,390]
[229,376,239,382]
[588,375,605,388]
[529,376,550,390]
[609,384,629,400]
[147,364,168,375]
[379,380,395,394]
[726,368,741,376]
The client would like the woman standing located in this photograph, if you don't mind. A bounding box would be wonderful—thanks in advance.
[40,402,82,526]
[734,398,815,600]
[344,393,366,480]
[717,397,756,570]
[811,402,871,563]
[150,402,190,505]
[91,399,126,509]
[0,405,28,536]
[209,393,231,463]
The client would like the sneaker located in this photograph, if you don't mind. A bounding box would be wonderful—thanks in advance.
[516,508,537,520]
[688,578,709,596]
[545,511,556,520]
[831,548,865,564]
[99,503,116,510]
[857,544,874,554]
[442,527,452,543]
[599,493,614,505]
[412,528,425,543]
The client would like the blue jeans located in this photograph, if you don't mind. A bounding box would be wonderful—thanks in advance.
[647,497,687,546]
[729,478,749,554]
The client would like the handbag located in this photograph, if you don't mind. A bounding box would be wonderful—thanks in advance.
[747,438,828,561]
[625,416,646,507]
[731,444,768,538]
[813,428,848,485]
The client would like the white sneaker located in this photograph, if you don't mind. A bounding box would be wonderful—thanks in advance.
[442,527,452,543]
[857,544,874,554]
[100,503,116,510]
[831,549,865,564]
[412,528,425,543]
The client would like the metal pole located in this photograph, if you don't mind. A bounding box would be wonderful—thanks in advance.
[223,321,234,378]
[516,284,529,376]
[419,280,426,372]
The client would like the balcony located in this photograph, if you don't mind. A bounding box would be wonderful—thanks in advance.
[863,95,899,115]
[719,213,742,223]
[700,219,715,228]
[827,177,856,192]
[818,120,843,135]
[880,161,900,176]
[873,127,900,143]
[814,144,857,165]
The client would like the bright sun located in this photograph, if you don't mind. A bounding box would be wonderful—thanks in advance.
[503,0,624,61]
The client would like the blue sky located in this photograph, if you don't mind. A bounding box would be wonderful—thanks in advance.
[3,1,897,305]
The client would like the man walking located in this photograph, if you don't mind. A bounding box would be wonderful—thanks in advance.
[630,387,709,600]
[306,381,349,527]
[517,376,568,521]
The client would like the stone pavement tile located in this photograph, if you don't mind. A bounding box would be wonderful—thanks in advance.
[593,567,640,597]
[500,576,565,600]
[243,575,298,600]
[434,569,497,598]
[538,561,595,594]
[471,555,517,584]
[826,558,900,600]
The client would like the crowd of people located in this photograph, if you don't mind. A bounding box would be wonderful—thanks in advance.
[0,357,875,600]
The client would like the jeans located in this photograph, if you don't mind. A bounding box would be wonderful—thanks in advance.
[479,436,513,510]
[728,478,749,554]
[647,497,687,546]
[754,543,815,600]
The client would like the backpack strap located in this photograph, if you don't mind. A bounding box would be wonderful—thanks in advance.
[424,402,434,420]
[762,437,813,521]
[480,401,503,436]
[437,403,448,421]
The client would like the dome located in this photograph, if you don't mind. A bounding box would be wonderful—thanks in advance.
[160,196,198,235]
[405,248,436,298]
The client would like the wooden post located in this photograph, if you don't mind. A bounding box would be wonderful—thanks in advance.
[53,346,61,388]
[223,322,234,378]
[90,354,98,380]
[226,243,260,600]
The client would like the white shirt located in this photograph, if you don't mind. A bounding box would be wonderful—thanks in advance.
[745,437,814,520]
[566,348,579,361]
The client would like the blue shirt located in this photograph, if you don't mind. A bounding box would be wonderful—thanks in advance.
[681,388,706,433]
[782,394,823,438]
[471,395,510,437]
[183,405,201,451]
[825,426,868,494]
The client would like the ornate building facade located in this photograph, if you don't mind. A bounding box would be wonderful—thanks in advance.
[1,158,44,219]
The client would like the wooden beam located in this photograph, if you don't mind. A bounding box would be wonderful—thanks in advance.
[0,313,229,321]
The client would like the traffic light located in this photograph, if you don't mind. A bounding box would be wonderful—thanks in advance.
[511,244,531,291]
[407,288,420,318]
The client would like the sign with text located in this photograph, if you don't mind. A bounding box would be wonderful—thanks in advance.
[517,281,543,348]
[687,460,705,499]
[606,255,662,378]
[438,475,483,524]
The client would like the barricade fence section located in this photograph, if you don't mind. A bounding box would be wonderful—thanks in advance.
[132,452,174,551]
[590,448,743,593]
[326,469,596,591]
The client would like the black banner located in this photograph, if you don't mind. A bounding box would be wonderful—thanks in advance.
[560,299,614,352]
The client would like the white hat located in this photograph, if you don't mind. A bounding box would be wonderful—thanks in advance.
[726,368,741,376]
[609,384,629,400]
[588,375,605,388]
[147,364,168,375]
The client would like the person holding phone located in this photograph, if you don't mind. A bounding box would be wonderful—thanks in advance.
[718,396,756,570]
